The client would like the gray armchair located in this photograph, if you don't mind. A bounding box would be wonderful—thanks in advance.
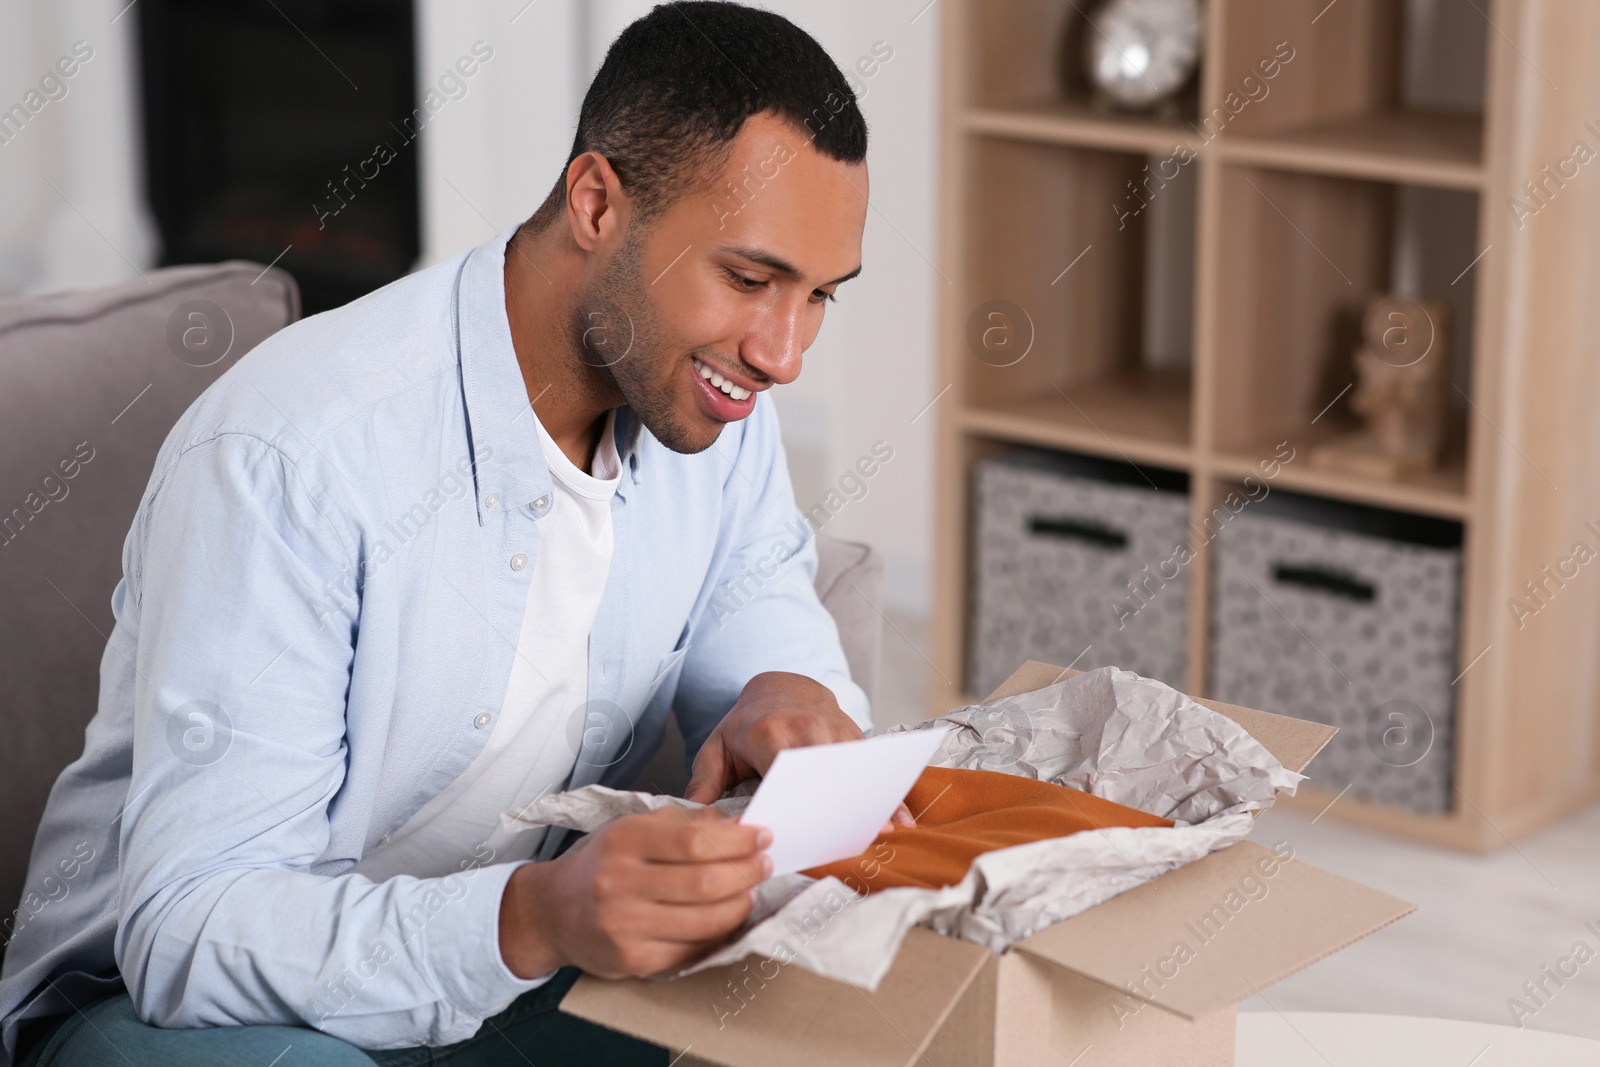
[0,263,299,946]
[0,263,883,948]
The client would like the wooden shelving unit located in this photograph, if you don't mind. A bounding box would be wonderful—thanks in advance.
[930,0,1600,850]
[1221,110,1485,188]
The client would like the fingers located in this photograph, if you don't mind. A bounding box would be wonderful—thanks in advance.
[701,713,861,797]
[572,807,777,981]
[624,806,771,864]
[635,894,758,944]
[684,735,731,804]
[618,808,771,902]
[750,712,866,755]
[646,850,771,904]
[687,692,869,807]
[877,801,919,836]
[594,880,757,946]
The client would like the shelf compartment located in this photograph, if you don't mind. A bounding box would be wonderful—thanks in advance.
[1218,110,1483,189]
[968,449,1193,698]
[962,371,1193,470]
[964,0,1202,122]
[1204,0,1485,181]
[1204,164,1480,490]
[962,136,1198,454]
[1213,425,1468,520]
[964,103,1201,156]
[1204,482,1466,814]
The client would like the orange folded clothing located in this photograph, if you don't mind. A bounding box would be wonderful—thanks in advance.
[801,765,1172,894]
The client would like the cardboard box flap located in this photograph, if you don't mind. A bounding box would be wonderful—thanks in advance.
[1010,840,1415,1020]
[1190,695,1336,778]
[562,926,993,1067]
[982,661,1337,775]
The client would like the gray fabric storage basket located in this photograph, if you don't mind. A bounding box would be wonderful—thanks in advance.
[1210,492,1462,813]
[967,449,1190,698]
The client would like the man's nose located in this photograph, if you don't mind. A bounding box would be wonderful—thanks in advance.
[741,301,805,386]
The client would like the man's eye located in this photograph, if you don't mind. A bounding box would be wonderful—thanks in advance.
[813,289,838,304]
[724,268,764,290]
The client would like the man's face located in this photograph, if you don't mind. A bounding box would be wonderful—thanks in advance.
[575,111,868,454]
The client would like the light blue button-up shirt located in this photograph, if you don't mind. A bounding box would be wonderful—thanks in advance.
[0,227,869,1057]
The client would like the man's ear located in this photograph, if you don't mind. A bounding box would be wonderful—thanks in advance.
[563,150,631,254]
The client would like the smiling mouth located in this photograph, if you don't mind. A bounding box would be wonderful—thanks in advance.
[692,357,755,401]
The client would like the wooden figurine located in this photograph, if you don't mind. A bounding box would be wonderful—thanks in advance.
[1312,297,1452,481]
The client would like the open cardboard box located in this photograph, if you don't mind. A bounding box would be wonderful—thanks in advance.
[561,661,1416,1066]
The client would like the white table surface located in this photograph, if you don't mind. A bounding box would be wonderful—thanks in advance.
[1237,1012,1600,1065]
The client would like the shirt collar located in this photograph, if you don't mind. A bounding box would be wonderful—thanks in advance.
[457,227,645,524]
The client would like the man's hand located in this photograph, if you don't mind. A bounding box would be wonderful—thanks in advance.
[499,806,772,980]
[684,671,915,832]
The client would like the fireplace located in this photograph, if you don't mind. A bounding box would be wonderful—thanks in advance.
[137,0,420,315]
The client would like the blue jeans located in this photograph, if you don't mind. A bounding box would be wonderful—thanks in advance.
[15,968,665,1066]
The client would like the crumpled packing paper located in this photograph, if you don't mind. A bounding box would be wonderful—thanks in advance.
[500,666,1303,992]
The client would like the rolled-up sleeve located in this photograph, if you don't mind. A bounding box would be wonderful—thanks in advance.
[671,398,872,761]
[114,433,543,1049]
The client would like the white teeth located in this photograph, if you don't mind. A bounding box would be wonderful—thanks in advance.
[694,358,751,402]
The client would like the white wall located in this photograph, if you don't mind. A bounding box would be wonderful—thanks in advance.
[771,0,940,619]
[0,0,157,295]
[413,0,582,271]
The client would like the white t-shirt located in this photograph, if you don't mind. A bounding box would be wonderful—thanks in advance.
[352,410,621,884]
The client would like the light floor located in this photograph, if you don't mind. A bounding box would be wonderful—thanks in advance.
[872,610,1600,1042]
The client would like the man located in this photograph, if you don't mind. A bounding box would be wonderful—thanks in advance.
[0,4,904,1063]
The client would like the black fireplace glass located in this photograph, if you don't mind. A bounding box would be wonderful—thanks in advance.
[138,0,420,315]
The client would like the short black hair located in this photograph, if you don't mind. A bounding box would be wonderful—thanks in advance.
[526,1,868,232]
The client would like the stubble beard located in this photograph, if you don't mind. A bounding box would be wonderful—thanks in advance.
[572,225,723,456]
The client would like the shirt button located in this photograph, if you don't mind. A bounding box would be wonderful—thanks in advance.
[474,712,491,729]
[509,552,528,571]
[531,495,551,513]
[484,492,500,508]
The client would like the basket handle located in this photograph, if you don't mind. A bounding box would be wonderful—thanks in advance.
[1271,563,1376,603]
[1027,515,1128,550]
